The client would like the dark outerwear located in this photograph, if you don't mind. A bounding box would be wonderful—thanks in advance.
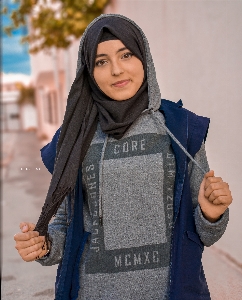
[41,99,211,300]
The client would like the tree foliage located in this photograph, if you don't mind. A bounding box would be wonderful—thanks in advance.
[3,0,110,53]
[17,84,36,106]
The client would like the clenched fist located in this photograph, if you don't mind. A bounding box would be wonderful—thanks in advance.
[14,222,49,262]
[198,170,232,222]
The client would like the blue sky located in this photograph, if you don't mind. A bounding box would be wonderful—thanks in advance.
[2,0,31,75]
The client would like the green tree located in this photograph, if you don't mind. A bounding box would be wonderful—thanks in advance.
[3,0,110,53]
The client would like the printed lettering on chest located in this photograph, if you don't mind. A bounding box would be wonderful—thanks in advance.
[82,133,175,274]
[113,138,146,155]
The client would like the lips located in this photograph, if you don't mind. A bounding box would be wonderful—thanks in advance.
[112,79,130,88]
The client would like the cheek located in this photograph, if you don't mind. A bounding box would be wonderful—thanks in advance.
[93,69,108,91]
[128,60,144,83]
[93,69,101,86]
[132,63,145,89]
[138,66,145,84]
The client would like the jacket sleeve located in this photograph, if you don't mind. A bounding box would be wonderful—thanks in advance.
[188,143,229,247]
[36,198,68,266]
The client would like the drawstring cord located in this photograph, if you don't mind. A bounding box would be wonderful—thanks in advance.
[98,134,109,226]
[150,110,207,175]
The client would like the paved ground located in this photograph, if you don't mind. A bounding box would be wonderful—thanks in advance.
[1,131,242,299]
[203,246,242,299]
[2,132,57,299]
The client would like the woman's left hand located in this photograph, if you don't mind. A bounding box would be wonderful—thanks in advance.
[198,170,232,222]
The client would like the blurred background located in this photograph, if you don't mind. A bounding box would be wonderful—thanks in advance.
[1,0,242,299]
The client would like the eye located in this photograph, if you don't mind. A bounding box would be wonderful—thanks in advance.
[95,59,108,67]
[122,52,133,59]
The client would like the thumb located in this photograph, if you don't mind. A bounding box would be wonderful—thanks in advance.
[19,222,36,233]
[205,169,214,179]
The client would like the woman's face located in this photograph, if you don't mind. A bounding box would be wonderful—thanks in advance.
[93,39,144,101]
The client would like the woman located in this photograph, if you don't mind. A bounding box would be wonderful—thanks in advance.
[14,14,232,300]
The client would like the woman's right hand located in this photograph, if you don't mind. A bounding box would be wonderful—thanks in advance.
[14,222,48,262]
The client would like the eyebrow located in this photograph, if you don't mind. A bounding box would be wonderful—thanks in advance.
[95,47,128,58]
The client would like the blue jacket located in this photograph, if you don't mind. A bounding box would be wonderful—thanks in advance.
[41,99,210,300]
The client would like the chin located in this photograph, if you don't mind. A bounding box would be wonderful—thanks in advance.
[110,92,136,101]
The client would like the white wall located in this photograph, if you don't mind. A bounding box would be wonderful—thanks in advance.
[21,104,37,130]
[108,0,242,263]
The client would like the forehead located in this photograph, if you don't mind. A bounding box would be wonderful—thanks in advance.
[96,40,127,55]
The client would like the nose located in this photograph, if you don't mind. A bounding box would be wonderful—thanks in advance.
[111,60,124,76]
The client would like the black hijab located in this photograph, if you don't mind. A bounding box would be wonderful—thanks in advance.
[35,16,148,236]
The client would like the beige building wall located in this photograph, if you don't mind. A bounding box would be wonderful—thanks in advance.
[106,0,242,264]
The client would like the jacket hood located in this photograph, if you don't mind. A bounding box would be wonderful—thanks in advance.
[76,14,161,111]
